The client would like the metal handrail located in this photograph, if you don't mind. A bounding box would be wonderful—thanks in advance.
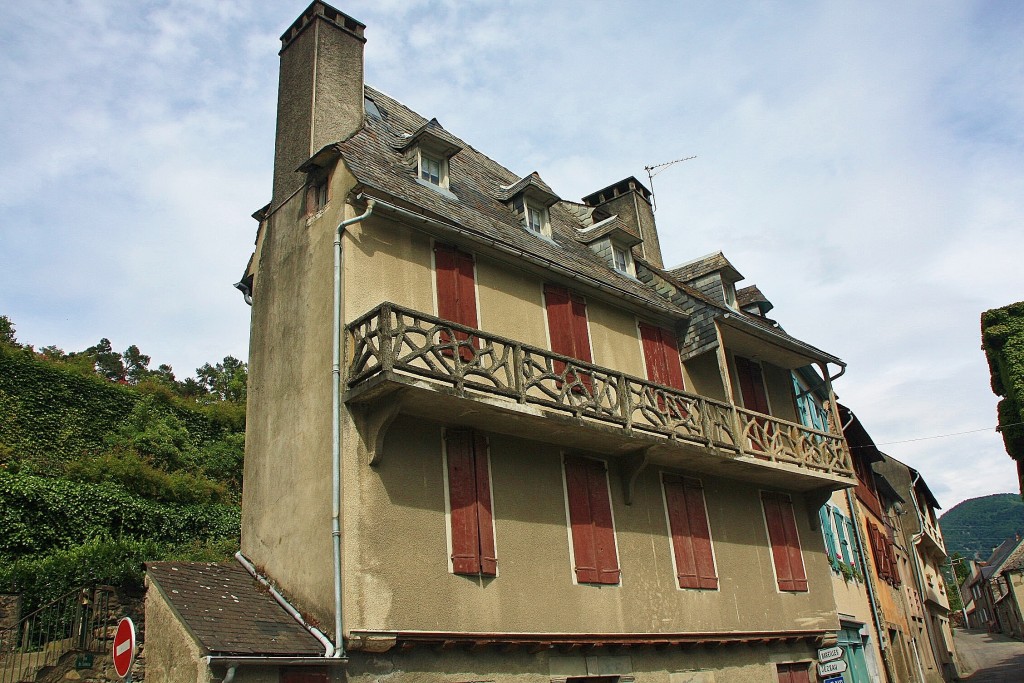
[346,302,854,478]
[0,587,114,683]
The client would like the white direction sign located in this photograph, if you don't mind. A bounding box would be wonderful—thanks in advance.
[817,645,843,663]
[818,659,848,677]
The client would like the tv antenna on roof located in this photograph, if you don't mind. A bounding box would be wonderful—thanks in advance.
[644,155,696,211]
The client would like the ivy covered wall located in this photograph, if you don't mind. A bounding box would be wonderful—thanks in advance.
[982,301,1024,494]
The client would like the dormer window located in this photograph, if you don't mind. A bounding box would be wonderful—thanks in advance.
[612,244,634,276]
[419,151,444,186]
[398,118,462,196]
[723,282,738,310]
[526,202,548,235]
[497,172,560,241]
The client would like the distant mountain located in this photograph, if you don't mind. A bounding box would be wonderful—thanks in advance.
[940,493,1024,559]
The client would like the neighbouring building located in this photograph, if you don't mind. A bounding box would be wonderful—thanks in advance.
[143,3,959,682]
[960,535,1024,640]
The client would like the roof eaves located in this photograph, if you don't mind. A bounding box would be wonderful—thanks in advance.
[718,311,845,367]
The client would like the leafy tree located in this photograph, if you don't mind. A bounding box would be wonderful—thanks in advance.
[123,344,152,384]
[0,315,18,347]
[108,396,197,471]
[197,356,248,403]
[83,338,126,382]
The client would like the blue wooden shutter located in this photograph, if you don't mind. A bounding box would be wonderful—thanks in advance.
[833,508,852,566]
[819,506,838,568]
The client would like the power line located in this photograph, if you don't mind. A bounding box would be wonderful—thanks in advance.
[849,420,1024,448]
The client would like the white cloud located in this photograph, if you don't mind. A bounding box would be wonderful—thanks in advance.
[2,0,1022,507]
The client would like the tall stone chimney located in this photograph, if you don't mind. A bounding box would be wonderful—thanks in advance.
[582,177,663,269]
[273,2,366,207]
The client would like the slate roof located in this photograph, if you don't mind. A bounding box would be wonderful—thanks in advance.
[667,251,743,284]
[147,561,325,657]
[737,284,772,311]
[341,87,688,318]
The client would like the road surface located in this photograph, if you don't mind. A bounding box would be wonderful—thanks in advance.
[953,628,1024,682]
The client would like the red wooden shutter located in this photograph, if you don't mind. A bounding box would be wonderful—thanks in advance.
[564,456,619,584]
[639,322,684,390]
[762,492,808,591]
[473,431,497,575]
[735,356,770,413]
[446,429,496,576]
[435,244,479,360]
[775,663,810,683]
[664,475,717,589]
[544,285,593,391]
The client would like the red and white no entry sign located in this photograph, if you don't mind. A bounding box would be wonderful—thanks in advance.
[112,616,136,678]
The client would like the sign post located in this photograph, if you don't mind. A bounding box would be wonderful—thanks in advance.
[112,617,136,681]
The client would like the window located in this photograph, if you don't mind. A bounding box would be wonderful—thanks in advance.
[563,455,619,585]
[819,504,860,573]
[419,151,444,186]
[544,284,593,391]
[663,475,717,589]
[723,282,738,309]
[638,322,684,390]
[762,492,808,592]
[775,662,811,683]
[611,243,634,276]
[735,356,773,452]
[791,373,829,433]
[444,429,496,576]
[867,522,901,587]
[434,243,478,360]
[526,202,548,234]
[305,176,328,215]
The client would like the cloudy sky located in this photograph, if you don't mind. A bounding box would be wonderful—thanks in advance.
[2,1,1022,510]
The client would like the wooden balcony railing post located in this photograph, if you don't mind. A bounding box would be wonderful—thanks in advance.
[379,303,395,375]
[513,344,525,403]
[617,374,631,432]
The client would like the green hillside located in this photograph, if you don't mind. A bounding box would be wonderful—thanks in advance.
[940,493,1024,559]
[0,315,246,612]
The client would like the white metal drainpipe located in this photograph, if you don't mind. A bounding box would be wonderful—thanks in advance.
[332,198,375,658]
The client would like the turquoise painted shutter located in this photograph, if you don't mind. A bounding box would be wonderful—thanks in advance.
[846,517,862,571]
[833,508,852,566]
[819,506,838,568]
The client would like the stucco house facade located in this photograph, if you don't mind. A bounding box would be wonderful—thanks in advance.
[145,3,887,682]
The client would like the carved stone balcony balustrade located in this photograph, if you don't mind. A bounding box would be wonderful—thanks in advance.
[345,302,854,489]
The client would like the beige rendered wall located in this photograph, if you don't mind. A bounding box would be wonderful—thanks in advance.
[342,643,818,683]
[342,415,838,636]
[145,583,210,683]
[683,351,727,401]
[241,166,361,622]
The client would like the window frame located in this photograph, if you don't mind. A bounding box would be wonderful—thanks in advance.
[525,200,551,237]
[417,148,449,188]
[610,242,635,277]
[442,428,497,577]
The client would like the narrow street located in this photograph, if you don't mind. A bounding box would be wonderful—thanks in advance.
[953,628,1024,682]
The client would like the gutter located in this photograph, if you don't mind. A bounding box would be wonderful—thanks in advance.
[234,552,334,657]
[361,194,685,320]
[332,199,376,658]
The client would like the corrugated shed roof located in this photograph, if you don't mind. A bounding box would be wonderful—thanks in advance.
[147,562,325,657]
